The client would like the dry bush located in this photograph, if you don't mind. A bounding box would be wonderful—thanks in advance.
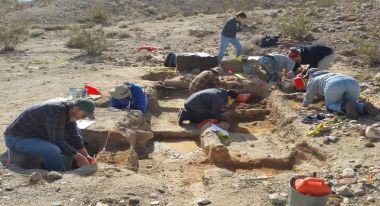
[118,31,132,39]
[222,0,255,11]
[105,29,119,38]
[356,39,380,67]
[118,21,129,28]
[277,11,311,40]
[315,0,336,7]
[66,25,107,56]
[83,5,111,25]
[0,22,28,52]
[0,1,28,15]
[29,29,44,38]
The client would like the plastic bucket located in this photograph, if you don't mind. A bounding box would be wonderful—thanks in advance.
[69,87,87,99]
[289,176,329,206]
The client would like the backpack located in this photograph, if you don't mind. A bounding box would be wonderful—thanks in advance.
[258,36,279,48]
[164,51,176,67]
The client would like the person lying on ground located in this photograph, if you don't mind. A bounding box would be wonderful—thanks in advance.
[189,67,224,94]
[217,11,247,62]
[4,98,95,171]
[110,82,148,114]
[302,68,379,119]
[178,88,238,125]
[257,54,296,83]
[288,44,335,72]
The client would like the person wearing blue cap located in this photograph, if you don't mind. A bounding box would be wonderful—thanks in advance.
[303,69,379,119]
[4,98,96,171]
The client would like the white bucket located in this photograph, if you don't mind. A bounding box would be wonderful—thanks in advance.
[69,87,87,99]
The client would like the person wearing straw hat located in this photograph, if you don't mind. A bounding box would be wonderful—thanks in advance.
[110,82,148,114]
[258,53,296,83]
[303,68,379,119]
[189,67,224,94]
[4,98,96,171]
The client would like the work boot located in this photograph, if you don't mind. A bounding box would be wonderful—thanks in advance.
[364,102,379,116]
[178,108,185,125]
[342,100,359,119]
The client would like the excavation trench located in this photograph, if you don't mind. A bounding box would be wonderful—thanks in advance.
[79,83,326,173]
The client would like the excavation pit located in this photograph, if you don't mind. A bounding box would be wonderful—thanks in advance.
[77,77,327,176]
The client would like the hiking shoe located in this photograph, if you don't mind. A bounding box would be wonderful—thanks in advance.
[364,102,379,116]
[342,100,359,119]
[178,108,185,125]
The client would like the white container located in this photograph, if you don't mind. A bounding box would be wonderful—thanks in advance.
[68,87,87,99]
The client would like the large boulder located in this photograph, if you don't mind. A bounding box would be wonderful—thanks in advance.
[145,85,159,113]
[162,75,195,89]
[365,123,380,141]
[221,76,271,101]
[82,108,153,155]
[200,128,230,164]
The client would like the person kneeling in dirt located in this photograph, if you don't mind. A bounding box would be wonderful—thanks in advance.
[4,98,96,171]
[178,88,238,125]
[257,54,296,82]
[302,68,379,119]
[189,67,224,94]
[110,82,148,114]
[288,44,335,72]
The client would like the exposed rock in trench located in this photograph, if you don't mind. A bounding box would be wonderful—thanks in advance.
[82,108,153,156]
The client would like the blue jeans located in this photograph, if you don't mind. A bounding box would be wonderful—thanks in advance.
[217,35,242,62]
[324,76,364,113]
[5,136,66,171]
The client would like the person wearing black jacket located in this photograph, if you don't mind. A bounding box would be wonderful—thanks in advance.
[288,44,335,72]
[178,88,238,125]
[217,11,247,62]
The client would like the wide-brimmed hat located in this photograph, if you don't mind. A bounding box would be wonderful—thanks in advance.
[211,67,224,75]
[110,84,132,100]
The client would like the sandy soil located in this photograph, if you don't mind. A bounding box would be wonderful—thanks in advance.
[0,0,380,206]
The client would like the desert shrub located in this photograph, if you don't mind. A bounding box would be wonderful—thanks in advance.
[222,0,254,11]
[118,21,128,28]
[276,11,311,40]
[29,29,44,38]
[83,5,111,25]
[0,2,28,15]
[30,24,42,29]
[356,39,380,67]
[118,31,132,39]
[105,29,119,38]
[66,25,107,56]
[315,0,336,7]
[0,23,28,52]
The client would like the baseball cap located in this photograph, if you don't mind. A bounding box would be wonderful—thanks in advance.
[74,98,95,120]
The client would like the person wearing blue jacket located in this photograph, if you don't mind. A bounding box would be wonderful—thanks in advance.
[217,11,247,62]
[110,82,148,114]
[303,69,378,119]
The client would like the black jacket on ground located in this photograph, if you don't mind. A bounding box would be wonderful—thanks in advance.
[184,88,228,122]
[293,44,334,71]
[221,17,243,38]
